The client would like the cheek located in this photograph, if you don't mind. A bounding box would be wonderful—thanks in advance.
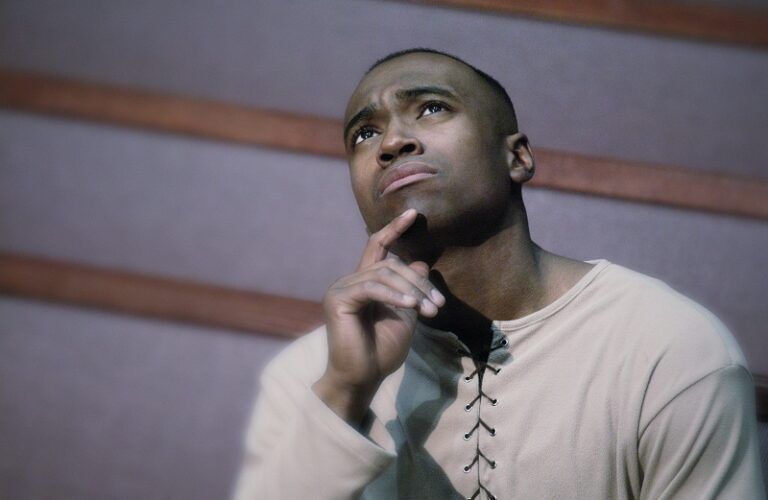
[349,176,369,210]
[430,120,484,159]
[348,156,372,192]
[348,167,379,224]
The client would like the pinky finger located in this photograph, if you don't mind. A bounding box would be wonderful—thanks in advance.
[348,281,419,310]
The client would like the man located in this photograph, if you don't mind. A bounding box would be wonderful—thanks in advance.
[234,49,765,499]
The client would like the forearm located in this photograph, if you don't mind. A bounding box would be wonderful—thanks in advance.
[312,372,381,428]
[234,355,395,500]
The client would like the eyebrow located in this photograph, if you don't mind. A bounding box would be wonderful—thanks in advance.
[343,85,459,142]
[394,85,457,102]
[343,104,378,143]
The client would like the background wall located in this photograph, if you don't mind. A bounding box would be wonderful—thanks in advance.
[1,0,766,498]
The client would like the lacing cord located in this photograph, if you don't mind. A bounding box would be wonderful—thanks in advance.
[461,356,505,500]
[463,418,496,440]
[459,335,506,500]
[482,364,501,376]
[468,484,498,500]
[455,337,508,360]
[463,447,497,472]
[464,363,501,383]
[463,390,498,411]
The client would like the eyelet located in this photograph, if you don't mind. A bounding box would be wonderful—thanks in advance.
[463,433,471,441]
[500,338,508,346]
[490,398,498,406]
[464,403,473,412]
[490,460,497,469]
[463,465,471,473]
[489,428,496,436]
[464,375,473,382]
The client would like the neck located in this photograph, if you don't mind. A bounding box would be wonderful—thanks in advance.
[396,202,550,356]
[434,215,543,321]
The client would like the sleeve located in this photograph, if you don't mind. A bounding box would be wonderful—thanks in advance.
[638,364,766,499]
[231,340,396,500]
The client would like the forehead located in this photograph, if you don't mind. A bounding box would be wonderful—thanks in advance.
[344,53,481,120]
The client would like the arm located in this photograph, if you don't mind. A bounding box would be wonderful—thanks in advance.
[233,209,445,499]
[232,342,395,500]
[638,364,766,499]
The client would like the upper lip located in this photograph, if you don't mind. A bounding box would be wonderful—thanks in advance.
[378,161,438,195]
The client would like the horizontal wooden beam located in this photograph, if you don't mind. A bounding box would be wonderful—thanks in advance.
[395,0,768,48]
[0,68,342,158]
[531,149,768,219]
[1,68,767,220]
[1,250,766,420]
[0,252,322,339]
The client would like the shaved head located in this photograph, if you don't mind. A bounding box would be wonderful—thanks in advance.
[342,49,535,242]
[365,48,518,136]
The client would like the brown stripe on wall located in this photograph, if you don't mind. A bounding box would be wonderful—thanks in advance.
[0,68,343,157]
[0,252,322,339]
[1,68,767,220]
[395,0,768,48]
[1,251,767,420]
[532,150,768,219]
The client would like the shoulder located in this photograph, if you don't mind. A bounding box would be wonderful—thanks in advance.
[591,262,746,370]
[590,263,752,426]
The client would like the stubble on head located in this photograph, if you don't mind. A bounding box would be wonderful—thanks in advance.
[343,52,524,265]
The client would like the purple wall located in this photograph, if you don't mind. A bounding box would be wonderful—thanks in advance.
[1,0,766,497]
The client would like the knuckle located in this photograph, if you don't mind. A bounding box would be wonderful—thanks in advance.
[361,280,378,292]
[369,230,386,245]
[377,267,395,278]
[321,290,339,312]
[386,253,402,264]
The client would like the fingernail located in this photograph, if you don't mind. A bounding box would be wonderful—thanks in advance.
[431,289,445,306]
[399,208,414,218]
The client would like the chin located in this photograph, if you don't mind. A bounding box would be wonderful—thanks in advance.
[383,191,446,221]
[397,207,453,253]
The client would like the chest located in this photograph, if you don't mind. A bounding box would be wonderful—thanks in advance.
[368,346,643,499]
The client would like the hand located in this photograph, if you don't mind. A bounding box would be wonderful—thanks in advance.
[313,209,445,424]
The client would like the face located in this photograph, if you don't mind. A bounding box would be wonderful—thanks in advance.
[343,53,513,236]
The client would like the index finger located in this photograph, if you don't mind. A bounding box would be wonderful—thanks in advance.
[357,208,418,270]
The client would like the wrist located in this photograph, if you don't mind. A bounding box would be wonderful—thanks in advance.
[312,372,380,427]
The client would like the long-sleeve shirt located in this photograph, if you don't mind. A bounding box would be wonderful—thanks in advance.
[234,259,766,499]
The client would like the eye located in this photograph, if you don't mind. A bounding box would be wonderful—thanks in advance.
[418,101,447,118]
[351,126,378,147]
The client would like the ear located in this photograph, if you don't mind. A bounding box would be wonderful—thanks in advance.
[505,132,535,185]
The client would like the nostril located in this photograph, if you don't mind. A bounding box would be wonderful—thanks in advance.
[379,152,394,162]
[400,143,416,154]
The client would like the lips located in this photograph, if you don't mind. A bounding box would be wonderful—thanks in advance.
[378,162,438,196]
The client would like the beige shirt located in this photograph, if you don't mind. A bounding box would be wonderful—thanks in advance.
[234,260,766,499]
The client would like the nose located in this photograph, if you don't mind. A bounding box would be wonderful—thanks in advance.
[377,124,423,167]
